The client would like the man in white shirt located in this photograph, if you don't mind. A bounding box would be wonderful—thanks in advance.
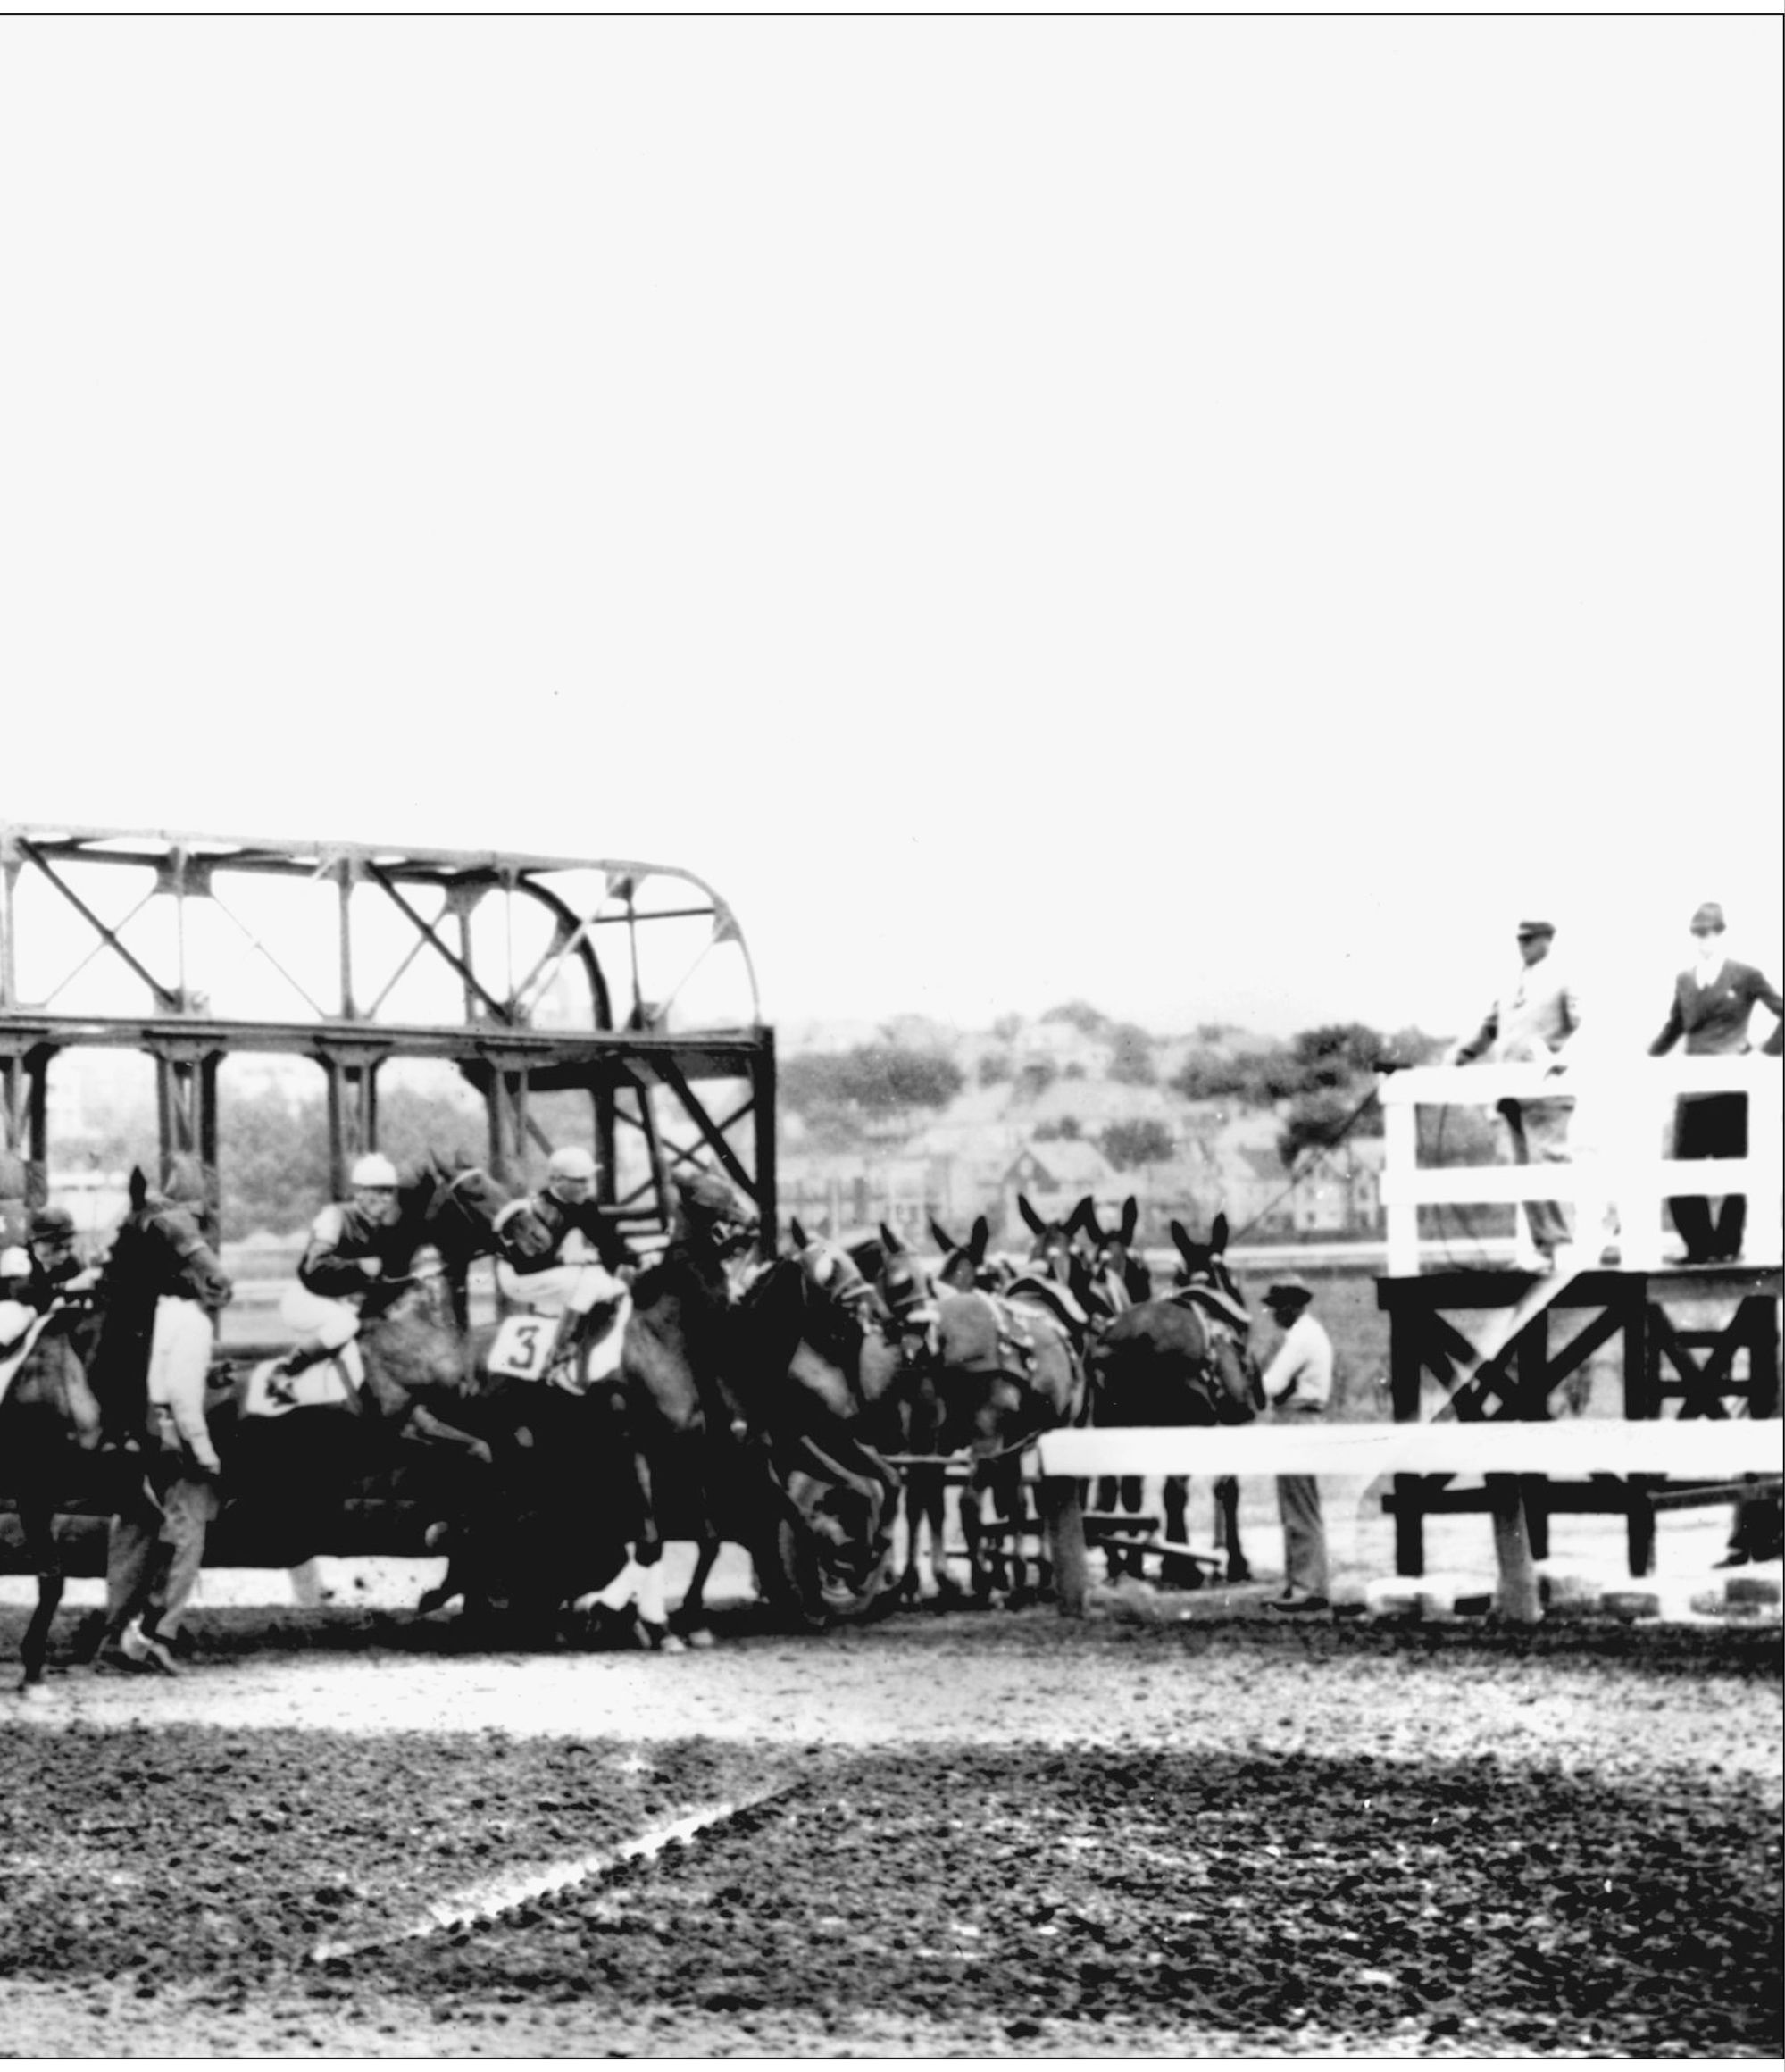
[1258,1280,1332,1612]
[1452,918,1581,1267]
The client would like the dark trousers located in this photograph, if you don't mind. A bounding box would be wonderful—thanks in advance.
[1668,1092,1748,1262]
[1272,1400,1330,1597]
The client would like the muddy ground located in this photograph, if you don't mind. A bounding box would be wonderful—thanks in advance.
[0,1592,1778,2060]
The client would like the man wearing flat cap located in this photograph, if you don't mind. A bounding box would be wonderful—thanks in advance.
[1452,919,1581,1268]
[1258,1280,1332,1611]
[1648,901,1785,1266]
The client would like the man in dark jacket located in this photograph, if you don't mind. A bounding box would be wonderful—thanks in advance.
[1648,900,1785,1266]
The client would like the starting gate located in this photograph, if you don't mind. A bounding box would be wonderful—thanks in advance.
[0,821,776,1246]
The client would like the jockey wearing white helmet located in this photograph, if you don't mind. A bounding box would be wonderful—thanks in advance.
[272,1149,425,1380]
[496,1144,638,1316]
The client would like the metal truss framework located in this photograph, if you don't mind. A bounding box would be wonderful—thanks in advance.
[0,823,775,1239]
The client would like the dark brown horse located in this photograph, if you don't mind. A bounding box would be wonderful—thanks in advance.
[920,1277,1090,1605]
[229,1155,562,1626]
[1087,1214,1260,1581]
[731,1240,904,1624]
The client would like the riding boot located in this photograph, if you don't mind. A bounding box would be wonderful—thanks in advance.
[270,1334,332,1381]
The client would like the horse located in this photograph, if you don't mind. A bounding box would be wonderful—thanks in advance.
[0,1163,230,1694]
[1074,1196,1159,1550]
[914,1268,1090,1606]
[562,1170,763,1649]
[1085,1214,1261,1582]
[929,1215,1014,1295]
[1080,1196,1153,1307]
[1015,1192,1130,1327]
[228,1154,565,1629]
[729,1237,904,1624]
[853,1223,959,1602]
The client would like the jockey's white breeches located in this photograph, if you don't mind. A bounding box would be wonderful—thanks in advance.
[279,1286,360,1349]
[496,1261,626,1319]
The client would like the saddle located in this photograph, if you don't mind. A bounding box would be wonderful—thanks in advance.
[1003,1274,1090,1341]
[1169,1282,1252,1342]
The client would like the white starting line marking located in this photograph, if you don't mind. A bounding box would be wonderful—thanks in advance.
[309,1779,796,1966]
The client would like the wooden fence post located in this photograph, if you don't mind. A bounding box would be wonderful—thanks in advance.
[1041,1475,1089,1617]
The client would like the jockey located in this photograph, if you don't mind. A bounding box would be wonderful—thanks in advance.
[268,1152,429,1383]
[496,1144,638,1333]
[22,1205,90,1310]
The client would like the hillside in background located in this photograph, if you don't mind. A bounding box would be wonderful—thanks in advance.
[29,1002,1460,1249]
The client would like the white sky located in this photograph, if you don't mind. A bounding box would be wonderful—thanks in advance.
[4,19,1781,1055]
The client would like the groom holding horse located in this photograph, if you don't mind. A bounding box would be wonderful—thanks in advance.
[87,1157,235,1675]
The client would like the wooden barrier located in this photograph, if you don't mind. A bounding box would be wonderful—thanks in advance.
[1035,1421,1782,1482]
[1377,1054,1783,1275]
[1035,1420,1781,1622]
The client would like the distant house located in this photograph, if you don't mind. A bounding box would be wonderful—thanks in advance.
[779,1149,963,1246]
[1221,1139,1384,1239]
[1000,1137,1118,1230]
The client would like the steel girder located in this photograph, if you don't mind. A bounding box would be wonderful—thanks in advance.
[0,823,774,1239]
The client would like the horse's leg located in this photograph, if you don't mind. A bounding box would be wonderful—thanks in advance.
[1214,1475,1249,1582]
[959,1475,988,1602]
[918,1464,951,1600]
[1163,1474,1189,1546]
[997,1458,1029,1604]
[668,1531,716,1651]
[17,1494,65,1695]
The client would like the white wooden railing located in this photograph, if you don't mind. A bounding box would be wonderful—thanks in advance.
[1376,1055,1784,1276]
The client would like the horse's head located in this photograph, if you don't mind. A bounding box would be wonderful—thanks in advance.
[1017,1194,1080,1285]
[1086,1195,1152,1304]
[1171,1213,1236,1294]
[1018,1194,1122,1318]
[1169,1212,1258,1416]
[788,1221,881,1332]
[403,1154,539,1270]
[930,1214,994,1294]
[110,1164,232,1311]
[872,1223,935,1340]
[675,1172,760,1261]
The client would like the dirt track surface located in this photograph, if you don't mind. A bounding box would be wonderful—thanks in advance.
[1,1601,1780,2059]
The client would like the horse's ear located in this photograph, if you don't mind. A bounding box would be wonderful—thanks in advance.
[1170,1219,1192,1262]
[929,1217,955,1254]
[970,1216,989,1261]
[1072,1196,1101,1240]
[129,1166,149,1212]
[1210,1212,1230,1255]
[1120,1197,1139,1245]
[880,1220,905,1255]
[1017,1195,1046,1235]
[790,1216,810,1249]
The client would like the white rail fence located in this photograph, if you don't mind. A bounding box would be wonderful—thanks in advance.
[1036,1420,1782,1483]
[1375,1055,1783,1276]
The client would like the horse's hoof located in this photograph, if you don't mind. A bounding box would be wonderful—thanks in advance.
[16,1678,50,1702]
[682,1626,716,1650]
[637,1621,686,1655]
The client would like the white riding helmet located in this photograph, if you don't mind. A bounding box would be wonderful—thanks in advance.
[350,1152,400,1189]
[546,1146,597,1184]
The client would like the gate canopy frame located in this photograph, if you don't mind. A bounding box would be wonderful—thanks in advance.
[0,823,775,1243]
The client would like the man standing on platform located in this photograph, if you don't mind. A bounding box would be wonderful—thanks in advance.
[1259,1280,1332,1613]
[1647,900,1784,1266]
[1452,918,1581,1269]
